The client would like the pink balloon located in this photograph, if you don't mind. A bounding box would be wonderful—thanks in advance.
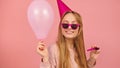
[27,0,54,39]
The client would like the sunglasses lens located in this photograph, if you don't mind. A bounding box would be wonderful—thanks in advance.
[62,24,69,29]
[71,24,78,29]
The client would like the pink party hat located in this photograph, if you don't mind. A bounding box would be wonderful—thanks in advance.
[57,0,72,18]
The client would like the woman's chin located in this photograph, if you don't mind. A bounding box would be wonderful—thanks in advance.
[64,35,76,39]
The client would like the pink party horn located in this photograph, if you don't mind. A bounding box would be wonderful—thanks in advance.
[87,47,100,51]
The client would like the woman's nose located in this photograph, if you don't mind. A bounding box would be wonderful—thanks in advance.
[68,25,72,29]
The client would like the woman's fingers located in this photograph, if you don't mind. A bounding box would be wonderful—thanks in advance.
[39,45,45,51]
[37,41,49,58]
[89,45,100,59]
[37,41,45,53]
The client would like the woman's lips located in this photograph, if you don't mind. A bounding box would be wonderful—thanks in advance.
[65,31,74,34]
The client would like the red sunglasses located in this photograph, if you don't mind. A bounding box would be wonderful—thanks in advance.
[61,23,80,30]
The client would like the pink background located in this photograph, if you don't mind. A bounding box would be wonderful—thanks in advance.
[0,0,120,68]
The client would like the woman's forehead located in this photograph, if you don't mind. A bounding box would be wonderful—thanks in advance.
[62,20,77,24]
[62,13,77,22]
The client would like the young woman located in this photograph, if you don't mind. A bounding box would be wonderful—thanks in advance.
[37,11,100,68]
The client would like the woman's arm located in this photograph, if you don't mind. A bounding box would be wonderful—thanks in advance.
[40,44,58,68]
[40,58,50,68]
[87,57,96,68]
[87,46,100,68]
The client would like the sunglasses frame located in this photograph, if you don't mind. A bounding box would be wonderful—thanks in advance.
[61,23,80,30]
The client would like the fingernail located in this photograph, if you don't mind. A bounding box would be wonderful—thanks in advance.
[39,48,44,51]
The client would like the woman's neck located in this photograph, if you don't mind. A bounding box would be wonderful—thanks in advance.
[65,38,74,49]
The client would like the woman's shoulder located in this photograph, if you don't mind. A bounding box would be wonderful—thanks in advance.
[47,43,59,66]
[47,43,59,60]
[48,43,59,53]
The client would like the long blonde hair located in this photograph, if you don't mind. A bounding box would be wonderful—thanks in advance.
[56,11,88,68]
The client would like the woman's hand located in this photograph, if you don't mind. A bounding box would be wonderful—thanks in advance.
[37,41,48,62]
[89,46,100,59]
[87,45,100,67]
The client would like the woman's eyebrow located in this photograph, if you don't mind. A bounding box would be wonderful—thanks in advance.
[62,20,68,23]
[72,20,77,22]
[62,20,77,23]
[71,20,77,23]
